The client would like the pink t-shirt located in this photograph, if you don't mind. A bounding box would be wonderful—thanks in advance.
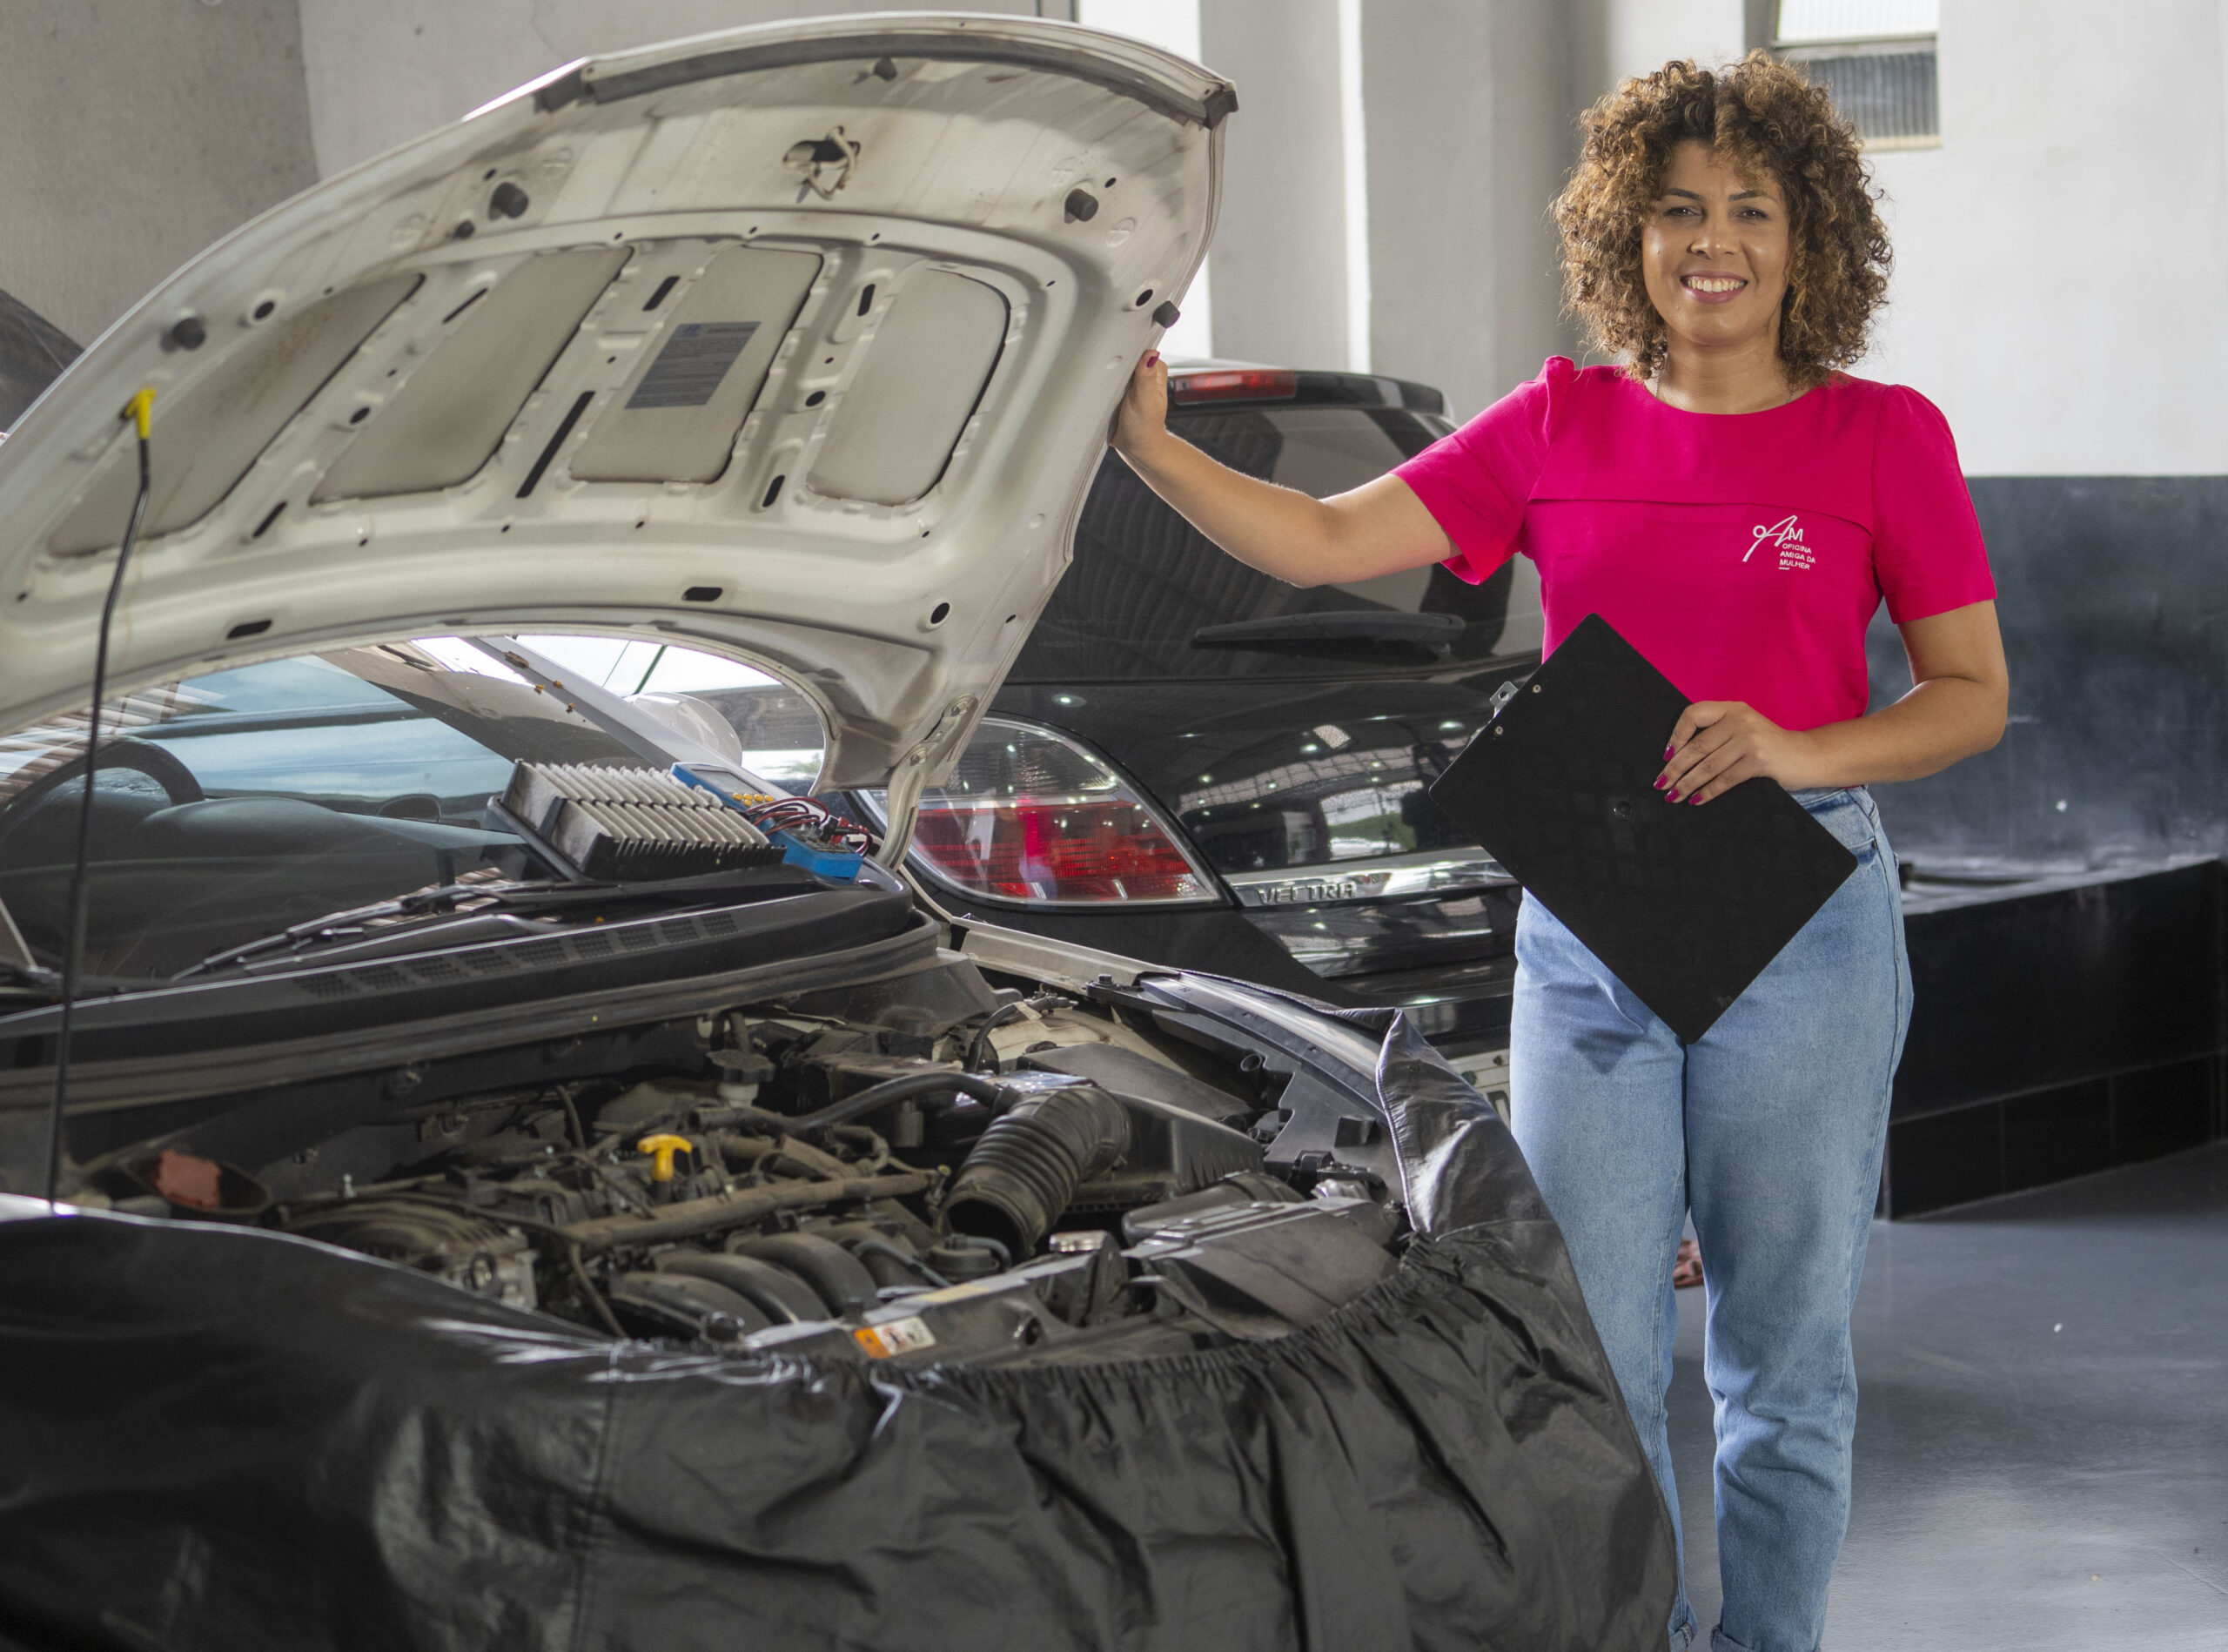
[1394,357,1996,731]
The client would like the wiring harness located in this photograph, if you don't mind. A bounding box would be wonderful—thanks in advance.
[726,790,874,856]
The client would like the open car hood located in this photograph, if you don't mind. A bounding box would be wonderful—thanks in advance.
[0,13,1225,795]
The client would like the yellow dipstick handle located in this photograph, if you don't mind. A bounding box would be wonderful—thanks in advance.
[636,1132,694,1183]
[124,388,155,440]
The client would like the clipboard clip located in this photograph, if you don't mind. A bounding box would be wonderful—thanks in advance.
[1486,677,1523,719]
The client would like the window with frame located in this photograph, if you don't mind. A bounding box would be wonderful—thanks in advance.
[1772,0,1940,150]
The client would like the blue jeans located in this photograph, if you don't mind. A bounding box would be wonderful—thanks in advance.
[1508,787,1910,1652]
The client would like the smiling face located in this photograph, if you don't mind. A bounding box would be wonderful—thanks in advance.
[1640,140,1792,364]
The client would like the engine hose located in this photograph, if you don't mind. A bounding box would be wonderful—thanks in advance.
[562,1168,936,1252]
[839,1233,953,1290]
[562,1239,626,1338]
[940,1085,1130,1258]
[746,1069,1006,1134]
[963,992,1064,1072]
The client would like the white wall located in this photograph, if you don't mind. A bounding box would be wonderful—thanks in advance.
[1193,0,1579,412]
[1592,0,1747,91]
[0,0,319,346]
[1360,0,1577,419]
[1198,0,1353,371]
[1584,0,2228,475]
[1863,0,2228,473]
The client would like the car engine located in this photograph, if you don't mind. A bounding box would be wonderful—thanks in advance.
[90,961,1407,1369]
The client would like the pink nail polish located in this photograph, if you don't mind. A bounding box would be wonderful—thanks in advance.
[1665,790,1680,803]
[1688,796,1701,806]
[1653,776,1668,790]
[1663,745,1674,760]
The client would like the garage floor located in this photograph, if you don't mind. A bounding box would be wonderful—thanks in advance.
[1668,1142,2228,1649]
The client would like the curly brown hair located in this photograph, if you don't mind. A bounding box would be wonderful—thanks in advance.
[1554,51,1891,388]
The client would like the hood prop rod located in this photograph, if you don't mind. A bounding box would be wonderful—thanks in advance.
[44,388,154,1205]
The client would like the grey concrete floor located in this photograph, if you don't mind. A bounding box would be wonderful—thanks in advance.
[1668,1142,2228,1650]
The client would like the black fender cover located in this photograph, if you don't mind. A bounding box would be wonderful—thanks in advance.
[0,1007,1675,1651]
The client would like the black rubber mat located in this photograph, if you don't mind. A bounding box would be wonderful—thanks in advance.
[1429,613,1856,1042]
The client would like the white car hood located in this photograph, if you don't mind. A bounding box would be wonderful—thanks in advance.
[0,13,1226,795]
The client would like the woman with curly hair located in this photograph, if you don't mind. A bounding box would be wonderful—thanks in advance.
[1109,50,2006,1652]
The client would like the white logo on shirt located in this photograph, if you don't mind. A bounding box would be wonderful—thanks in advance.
[1746,514,1814,572]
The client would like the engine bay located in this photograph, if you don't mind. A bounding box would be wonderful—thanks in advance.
[81,957,1408,1369]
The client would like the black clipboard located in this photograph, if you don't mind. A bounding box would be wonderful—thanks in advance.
[1430,614,1858,1043]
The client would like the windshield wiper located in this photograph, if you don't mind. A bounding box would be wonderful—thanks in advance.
[173,879,620,981]
[1190,610,1466,652]
[0,960,65,1000]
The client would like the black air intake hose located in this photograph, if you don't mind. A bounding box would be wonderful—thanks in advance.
[941,1084,1130,1258]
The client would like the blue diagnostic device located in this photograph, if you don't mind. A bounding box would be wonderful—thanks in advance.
[670,763,865,883]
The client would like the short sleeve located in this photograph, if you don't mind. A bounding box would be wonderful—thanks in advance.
[1393,357,1568,585]
[1872,386,1996,623]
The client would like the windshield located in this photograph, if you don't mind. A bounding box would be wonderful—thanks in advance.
[509,635,827,791]
[0,637,825,981]
[1010,404,1543,682]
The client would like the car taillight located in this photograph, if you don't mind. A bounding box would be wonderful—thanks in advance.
[1166,368,1298,405]
[861,717,1216,906]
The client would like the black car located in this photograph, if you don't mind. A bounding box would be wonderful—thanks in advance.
[839,365,1539,1100]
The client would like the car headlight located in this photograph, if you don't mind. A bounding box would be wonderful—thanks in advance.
[857,716,1218,907]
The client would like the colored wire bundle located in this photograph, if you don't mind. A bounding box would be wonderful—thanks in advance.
[731,792,872,854]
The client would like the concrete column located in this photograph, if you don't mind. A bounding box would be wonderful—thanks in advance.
[1358,1,1576,418]
[0,0,319,344]
[1586,0,1748,96]
[1197,0,1351,370]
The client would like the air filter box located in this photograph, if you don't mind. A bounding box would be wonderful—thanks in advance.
[500,762,782,881]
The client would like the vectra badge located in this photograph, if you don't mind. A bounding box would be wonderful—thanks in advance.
[1257,876,1366,906]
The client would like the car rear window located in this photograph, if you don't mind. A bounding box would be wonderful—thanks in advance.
[1009,404,1535,682]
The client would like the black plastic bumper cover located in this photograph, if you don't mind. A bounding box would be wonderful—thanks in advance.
[0,1006,1674,1651]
